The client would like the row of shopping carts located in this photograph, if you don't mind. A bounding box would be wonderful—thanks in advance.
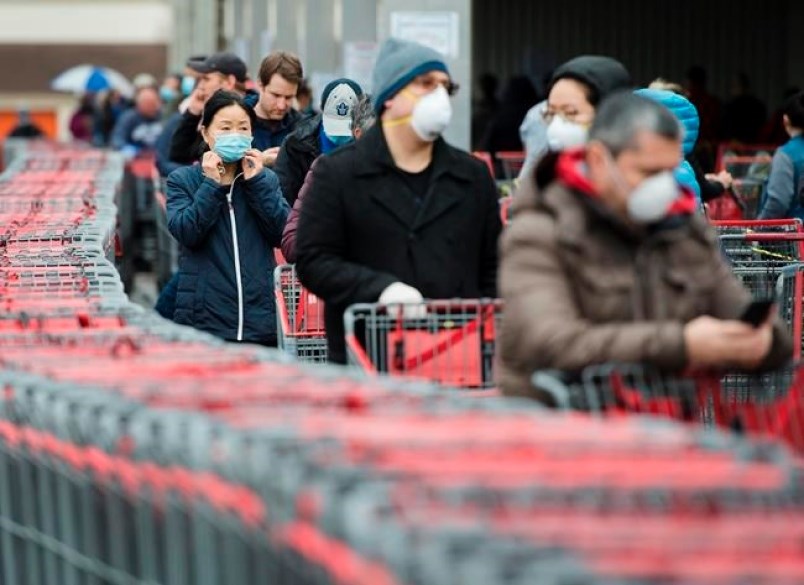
[5,139,804,584]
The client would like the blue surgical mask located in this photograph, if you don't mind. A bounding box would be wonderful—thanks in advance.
[320,130,354,154]
[160,86,178,103]
[212,133,253,162]
[181,75,196,96]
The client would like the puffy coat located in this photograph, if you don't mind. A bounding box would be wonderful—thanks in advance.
[281,158,319,263]
[498,150,792,399]
[635,88,701,206]
[166,165,290,344]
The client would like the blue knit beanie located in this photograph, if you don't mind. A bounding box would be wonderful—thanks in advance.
[371,38,449,113]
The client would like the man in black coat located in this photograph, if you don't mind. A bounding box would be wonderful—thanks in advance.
[295,38,502,364]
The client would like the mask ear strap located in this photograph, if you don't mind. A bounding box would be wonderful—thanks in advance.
[382,115,413,128]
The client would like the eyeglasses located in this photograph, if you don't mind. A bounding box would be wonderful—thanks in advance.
[411,76,461,97]
[541,108,587,124]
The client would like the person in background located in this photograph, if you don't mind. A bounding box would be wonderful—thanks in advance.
[246,51,304,168]
[133,73,158,91]
[166,90,289,346]
[757,91,804,220]
[478,76,538,173]
[761,86,802,146]
[471,73,499,150]
[295,78,315,118]
[636,88,703,206]
[93,89,127,147]
[111,86,163,157]
[156,57,209,178]
[498,92,791,400]
[519,55,631,187]
[274,78,363,205]
[7,107,44,139]
[647,78,733,206]
[722,73,767,145]
[296,38,501,364]
[169,52,250,167]
[69,94,95,142]
[159,73,183,118]
[685,66,721,168]
[281,93,376,262]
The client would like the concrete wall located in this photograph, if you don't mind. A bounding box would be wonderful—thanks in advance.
[377,0,472,149]
[0,1,172,44]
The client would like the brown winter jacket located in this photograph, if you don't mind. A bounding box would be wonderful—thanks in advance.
[498,153,793,399]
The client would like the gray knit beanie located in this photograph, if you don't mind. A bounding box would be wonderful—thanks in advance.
[371,38,449,113]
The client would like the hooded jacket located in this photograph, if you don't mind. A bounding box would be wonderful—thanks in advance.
[635,88,702,206]
[498,150,792,399]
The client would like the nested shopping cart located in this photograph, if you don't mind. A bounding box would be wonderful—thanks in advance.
[534,363,804,455]
[274,264,327,363]
[344,299,502,390]
[715,220,804,288]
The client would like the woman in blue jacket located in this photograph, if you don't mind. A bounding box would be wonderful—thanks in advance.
[166,90,289,345]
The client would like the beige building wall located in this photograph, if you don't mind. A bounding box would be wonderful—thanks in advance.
[0,0,173,139]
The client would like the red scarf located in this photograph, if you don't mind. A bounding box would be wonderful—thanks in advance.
[556,148,698,217]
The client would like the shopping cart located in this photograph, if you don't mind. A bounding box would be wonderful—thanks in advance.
[496,151,526,181]
[274,264,327,363]
[714,222,804,302]
[534,363,804,454]
[344,299,502,390]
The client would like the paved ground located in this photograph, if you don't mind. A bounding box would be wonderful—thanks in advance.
[129,272,158,309]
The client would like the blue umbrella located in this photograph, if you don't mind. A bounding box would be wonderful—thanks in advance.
[51,64,134,97]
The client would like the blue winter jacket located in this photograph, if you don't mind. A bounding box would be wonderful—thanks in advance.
[166,165,290,344]
[757,136,804,220]
[635,89,702,206]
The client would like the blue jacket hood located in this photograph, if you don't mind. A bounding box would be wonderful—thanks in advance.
[635,88,699,155]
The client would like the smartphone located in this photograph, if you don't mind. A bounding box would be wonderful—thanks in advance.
[739,299,775,327]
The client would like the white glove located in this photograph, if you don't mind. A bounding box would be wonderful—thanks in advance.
[378,282,426,319]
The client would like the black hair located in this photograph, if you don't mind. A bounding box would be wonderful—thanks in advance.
[784,91,804,130]
[198,90,257,157]
[548,74,600,107]
[201,90,256,130]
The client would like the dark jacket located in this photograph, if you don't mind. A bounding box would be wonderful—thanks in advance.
[155,111,184,178]
[295,125,502,363]
[499,150,792,399]
[168,91,300,165]
[274,113,322,205]
[281,157,319,263]
[166,164,290,344]
[111,109,163,151]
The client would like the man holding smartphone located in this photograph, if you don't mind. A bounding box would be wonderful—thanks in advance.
[499,93,792,399]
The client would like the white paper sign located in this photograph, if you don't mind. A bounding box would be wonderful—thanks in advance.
[390,12,460,59]
[343,41,379,93]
